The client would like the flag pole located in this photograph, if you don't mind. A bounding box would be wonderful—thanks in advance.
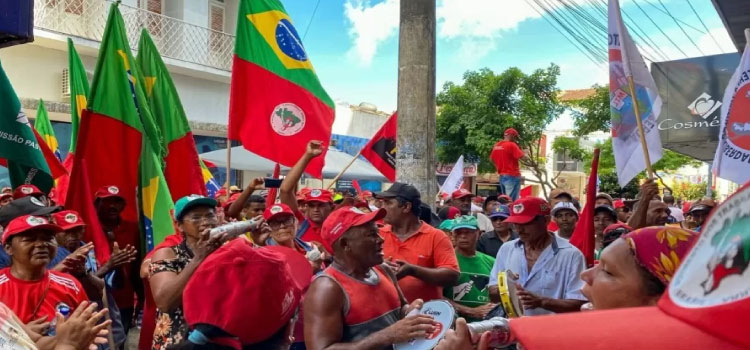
[225,138,232,188]
[326,149,363,190]
[626,75,655,179]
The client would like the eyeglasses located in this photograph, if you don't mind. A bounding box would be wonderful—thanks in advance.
[268,217,295,230]
[185,213,218,224]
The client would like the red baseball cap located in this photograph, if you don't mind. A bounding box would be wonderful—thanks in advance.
[51,210,86,231]
[613,199,625,209]
[0,193,12,201]
[451,189,473,200]
[321,206,386,253]
[263,203,295,221]
[13,184,44,199]
[498,194,512,202]
[2,215,62,244]
[509,183,750,350]
[183,239,309,345]
[304,188,333,203]
[222,193,241,209]
[505,197,551,224]
[94,185,124,200]
[505,128,519,137]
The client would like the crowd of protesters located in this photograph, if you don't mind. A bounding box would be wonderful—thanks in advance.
[0,137,730,350]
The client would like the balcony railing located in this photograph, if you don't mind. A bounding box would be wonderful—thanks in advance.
[34,0,234,71]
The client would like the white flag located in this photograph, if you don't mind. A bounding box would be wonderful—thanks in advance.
[439,155,464,198]
[608,0,663,187]
[712,41,750,184]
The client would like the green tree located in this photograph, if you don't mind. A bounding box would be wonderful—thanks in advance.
[436,65,565,197]
[672,181,717,201]
[570,84,702,188]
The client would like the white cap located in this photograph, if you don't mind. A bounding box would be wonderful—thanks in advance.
[551,201,578,217]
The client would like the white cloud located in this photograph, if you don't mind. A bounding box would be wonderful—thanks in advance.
[696,27,737,56]
[436,0,538,39]
[343,0,399,66]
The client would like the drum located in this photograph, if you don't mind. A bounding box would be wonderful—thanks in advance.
[497,269,524,318]
[393,300,455,350]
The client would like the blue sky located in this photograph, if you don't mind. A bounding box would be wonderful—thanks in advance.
[281,0,736,112]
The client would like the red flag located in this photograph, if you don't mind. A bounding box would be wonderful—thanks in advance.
[569,148,600,267]
[352,180,362,195]
[519,185,532,198]
[360,113,397,182]
[66,156,112,264]
[50,154,74,205]
[201,159,217,168]
[265,163,280,208]
[32,128,67,180]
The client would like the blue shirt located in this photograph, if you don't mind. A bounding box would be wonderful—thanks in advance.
[489,235,586,316]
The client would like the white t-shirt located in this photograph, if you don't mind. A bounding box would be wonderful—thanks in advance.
[474,212,494,232]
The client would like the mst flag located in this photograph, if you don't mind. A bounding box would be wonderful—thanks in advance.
[712,40,750,184]
[52,40,91,205]
[137,29,206,200]
[72,3,166,232]
[228,0,335,178]
[0,60,66,194]
[34,100,62,162]
[608,0,663,186]
[361,112,397,182]
[570,148,600,267]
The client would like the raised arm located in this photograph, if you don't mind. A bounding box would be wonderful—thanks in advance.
[280,140,324,213]
[627,178,658,230]
[226,177,265,219]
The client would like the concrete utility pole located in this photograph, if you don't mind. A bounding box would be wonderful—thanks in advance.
[396,0,437,205]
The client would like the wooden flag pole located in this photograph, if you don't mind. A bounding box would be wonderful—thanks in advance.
[626,75,655,179]
[326,149,363,190]
[225,138,232,188]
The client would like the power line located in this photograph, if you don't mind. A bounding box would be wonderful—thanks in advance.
[655,0,704,56]
[686,0,723,52]
[618,4,670,61]
[641,0,705,34]
[536,0,607,61]
[632,0,688,58]
[302,0,322,41]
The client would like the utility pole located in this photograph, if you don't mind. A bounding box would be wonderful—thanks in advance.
[396,0,437,204]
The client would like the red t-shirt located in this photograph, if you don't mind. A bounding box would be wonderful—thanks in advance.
[490,140,524,177]
[0,268,88,323]
[294,211,324,245]
[381,222,459,302]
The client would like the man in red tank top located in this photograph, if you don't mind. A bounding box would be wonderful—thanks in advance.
[304,207,438,350]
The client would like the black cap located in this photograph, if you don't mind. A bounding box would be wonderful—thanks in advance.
[594,205,617,220]
[0,197,62,227]
[375,182,421,204]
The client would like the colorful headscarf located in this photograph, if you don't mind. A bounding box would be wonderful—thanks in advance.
[623,226,699,285]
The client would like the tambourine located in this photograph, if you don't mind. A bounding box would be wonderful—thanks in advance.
[393,300,455,350]
[497,269,524,318]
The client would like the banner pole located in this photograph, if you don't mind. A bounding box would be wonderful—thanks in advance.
[326,149,363,190]
[225,138,232,188]
[626,75,654,179]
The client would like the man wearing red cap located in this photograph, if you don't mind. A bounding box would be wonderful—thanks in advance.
[13,184,48,205]
[450,189,492,232]
[305,206,438,349]
[0,215,88,328]
[0,192,12,207]
[280,141,334,249]
[488,197,587,316]
[490,128,525,201]
[93,185,142,335]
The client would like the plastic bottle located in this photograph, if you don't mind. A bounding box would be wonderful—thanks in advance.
[47,304,71,336]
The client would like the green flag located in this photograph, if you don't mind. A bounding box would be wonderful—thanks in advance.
[67,38,90,154]
[33,99,62,162]
[0,61,63,194]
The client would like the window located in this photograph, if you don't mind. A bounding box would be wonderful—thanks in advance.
[138,0,163,37]
[554,151,583,172]
[209,2,225,52]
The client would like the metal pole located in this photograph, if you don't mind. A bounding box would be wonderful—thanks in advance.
[706,161,713,198]
[396,0,437,202]
[225,138,232,189]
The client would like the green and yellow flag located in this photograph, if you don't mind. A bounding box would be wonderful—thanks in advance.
[33,99,62,162]
[67,38,89,154]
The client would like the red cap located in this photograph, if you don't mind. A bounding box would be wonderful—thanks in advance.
[0,193,12,201]
[304,188,333,203]
[183,239,309,345]
[1,187,11,194]
[321,206,386,253]
[296,188,312,202]
[451,189,473,200]
[613,199,625,209]
[263,203,295,221]
[51,210,86,231]
[509,182,750,350]
[13,184,43,199]
[498,194,512,201]
[94,185,124,200]
[2,215,62,244]
[505,197,551,224]
[447,206,461,220]
[222,193,241,209]
[505,128,519,137]
[360,190,374,199]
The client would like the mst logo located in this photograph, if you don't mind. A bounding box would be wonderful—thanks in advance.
[270,103,306,136]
